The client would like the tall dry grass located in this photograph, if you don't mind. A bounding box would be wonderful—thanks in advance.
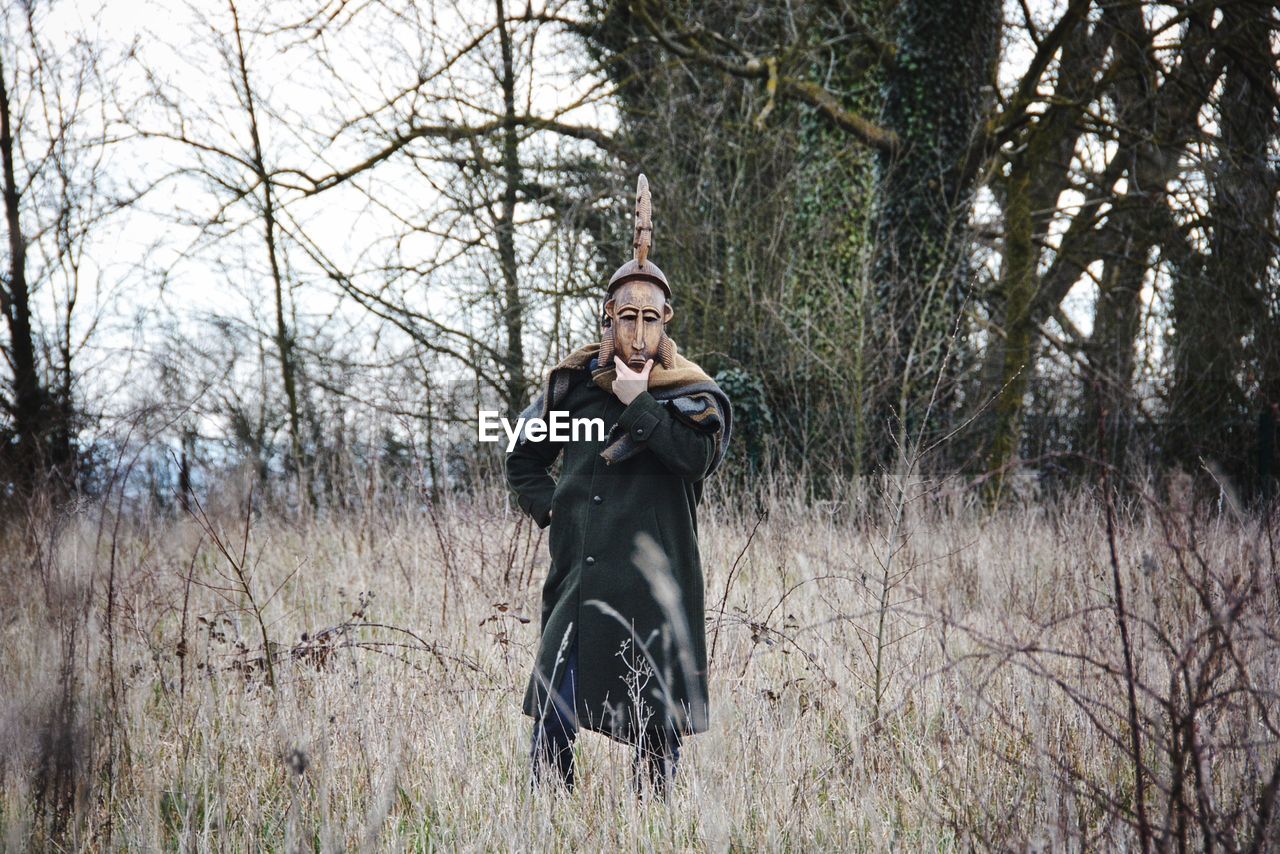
[1,470,1276,851]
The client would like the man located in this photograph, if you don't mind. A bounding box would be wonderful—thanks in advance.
[506,175,732,796]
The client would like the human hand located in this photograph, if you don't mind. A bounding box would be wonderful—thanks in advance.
[613,356,653,406]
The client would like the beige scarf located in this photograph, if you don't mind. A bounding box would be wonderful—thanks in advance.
[550,339,715,395]
[521,338,733,474]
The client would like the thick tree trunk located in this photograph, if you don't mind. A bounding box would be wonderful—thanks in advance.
[872,0,1000,462]
[1084,3,1219,474]
[1082,2,1158,473]
[985,166,1037,492]
[982,18,1101,488]
[0,54,61,495]
[496,0,527,420]
[1086,226,1149,471]
[1168,1,1279,495]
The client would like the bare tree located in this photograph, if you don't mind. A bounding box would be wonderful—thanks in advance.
[124,0,320,506]
[261,0,618,420]
[0,0,130,501]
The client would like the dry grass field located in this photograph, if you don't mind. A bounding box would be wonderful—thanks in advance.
[2,473,1277,851]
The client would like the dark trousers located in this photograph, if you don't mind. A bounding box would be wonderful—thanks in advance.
[530,637,683,795]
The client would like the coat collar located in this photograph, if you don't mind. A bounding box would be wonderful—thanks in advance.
[519,340,733,477]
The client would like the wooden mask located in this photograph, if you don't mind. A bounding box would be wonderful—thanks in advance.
[600,280,675,371]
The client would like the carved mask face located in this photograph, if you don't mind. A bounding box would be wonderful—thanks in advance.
[604,280,674,371]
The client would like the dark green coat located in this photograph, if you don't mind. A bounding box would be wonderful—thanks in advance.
[506,347,731,742]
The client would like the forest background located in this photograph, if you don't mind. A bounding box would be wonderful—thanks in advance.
[2,0,1277,504]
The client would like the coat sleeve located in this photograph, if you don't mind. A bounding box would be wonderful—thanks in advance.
[616,390,717,480]
[505,409,563,529]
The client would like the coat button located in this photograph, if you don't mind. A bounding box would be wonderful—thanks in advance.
[585,556,596,566]
[593,495,602,504]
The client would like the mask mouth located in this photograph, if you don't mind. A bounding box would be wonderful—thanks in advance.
[626,354,648,369]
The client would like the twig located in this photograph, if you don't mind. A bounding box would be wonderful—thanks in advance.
[710,509,764,666]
